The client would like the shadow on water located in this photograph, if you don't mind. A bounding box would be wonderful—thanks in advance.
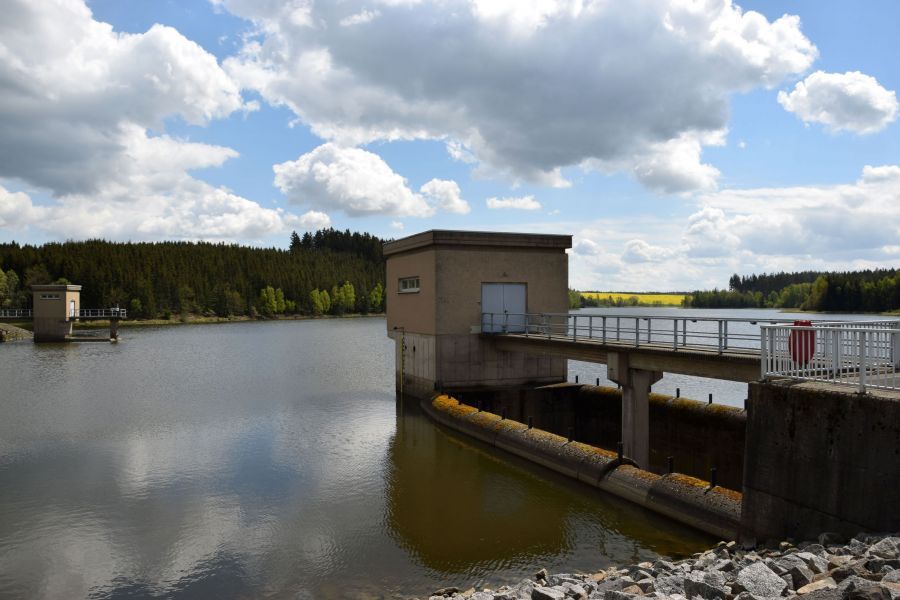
[385,397,714,591]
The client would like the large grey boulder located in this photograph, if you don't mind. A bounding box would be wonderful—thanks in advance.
[736,562,789,597]
[870,539,900,560]
[532,585,566,600]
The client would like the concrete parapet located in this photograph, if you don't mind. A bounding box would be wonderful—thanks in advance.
[450,384,746,489]
[424,394,741,539]
[742,380,900,542]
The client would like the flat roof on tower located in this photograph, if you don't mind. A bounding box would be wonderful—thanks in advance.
[383,229,572,256]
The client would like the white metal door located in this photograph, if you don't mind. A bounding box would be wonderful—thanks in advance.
[481,283,526,332]
[70,300,76,318]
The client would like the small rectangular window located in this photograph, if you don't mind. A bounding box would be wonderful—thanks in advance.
[40,294,60,300]
[399,276,420,293]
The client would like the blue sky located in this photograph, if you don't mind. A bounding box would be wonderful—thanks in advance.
[1,1,898,290]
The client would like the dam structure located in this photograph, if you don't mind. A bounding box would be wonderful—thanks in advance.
[0,284,125,342]
[385,229,900,543]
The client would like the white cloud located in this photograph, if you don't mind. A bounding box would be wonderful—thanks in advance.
[778,71,899,134]
[0,0,249,195]
[340,9,380,27]
[390,221,404,230]
[0,0,313,242]
[486,195,542,210]
[273,143,434,217]
[419,179,470,214]
[566,165,900,290]
[221,0,817,193]
[273,144,467,218]
[0,180,306,242]
[293,210,332,231]
[621,239,673,263]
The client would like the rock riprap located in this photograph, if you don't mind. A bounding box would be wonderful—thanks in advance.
[422,533,900,600]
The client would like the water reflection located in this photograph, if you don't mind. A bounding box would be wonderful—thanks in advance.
[386,400,713,590]
[1,319,712,599]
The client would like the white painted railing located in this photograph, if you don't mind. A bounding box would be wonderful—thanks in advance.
[481,312,799,354]
[760,322,900,393]
[0,309,32,318]
[78,308,127,318]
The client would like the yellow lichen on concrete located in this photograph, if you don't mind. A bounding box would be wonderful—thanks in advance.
[525,427,567,445]
[492,419,528,434]
[619,464,662,483]
[433,394,478,418]
[571,442,617,459]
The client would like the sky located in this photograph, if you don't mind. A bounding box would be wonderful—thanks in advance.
[0,0,898,291]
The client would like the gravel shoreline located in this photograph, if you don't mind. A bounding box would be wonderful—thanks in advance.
[419,533,900,600]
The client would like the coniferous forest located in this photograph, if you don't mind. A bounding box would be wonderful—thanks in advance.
[684,269,900,312]
[0,229,387,318]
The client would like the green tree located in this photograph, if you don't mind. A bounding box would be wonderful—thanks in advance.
[258,286,277,316]
[331,284,344,315]
[568,289,581,309]
[289,231,302,253]
[341,281,355,312]
[803,276,828,311]
[130,298,143,316]
[275,288,286,313]
[310,288,324,315]
[319,289,331,314]
[368,282,384,312]
[0,269,6,307]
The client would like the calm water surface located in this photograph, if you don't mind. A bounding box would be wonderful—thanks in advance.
[1,317,722,599]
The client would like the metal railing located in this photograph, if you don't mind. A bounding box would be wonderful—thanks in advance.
[481,312,801,354]
[761,322,900,392]
[0,309,32,318]
[78,308,127,318]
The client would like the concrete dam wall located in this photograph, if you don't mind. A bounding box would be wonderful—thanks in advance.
[450,384,746,490]
[423,394,742,540]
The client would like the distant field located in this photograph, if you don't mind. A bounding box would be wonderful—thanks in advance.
[581,292,688,306]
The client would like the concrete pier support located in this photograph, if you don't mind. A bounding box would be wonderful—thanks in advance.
[607,352,662,468]
[110,318,119,340]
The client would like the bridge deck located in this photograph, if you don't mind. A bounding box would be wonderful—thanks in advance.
[488,333,761,382]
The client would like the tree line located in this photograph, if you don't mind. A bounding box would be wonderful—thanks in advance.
[684,269,900,312]
[0,228,387,318]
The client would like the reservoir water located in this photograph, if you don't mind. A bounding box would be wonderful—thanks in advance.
[0,309,873,598]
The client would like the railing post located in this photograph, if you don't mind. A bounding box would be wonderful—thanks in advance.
[673,318,678,351]
[760,325,768,379]
[859,330,867,394]
[832,328,841,378]
[717,320,723,354]
[589,315,593,340]
[647,318,651,345]
[602,316,606,344]
[634,317,640,348]
[723,321,729,350]
[572,315,577,342]
[682,319,686,348]
[616,317,620,342]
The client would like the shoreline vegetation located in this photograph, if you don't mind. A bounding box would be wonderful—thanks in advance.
[571,268,900,313]
[0,229,387,320]
[1,312,385,335]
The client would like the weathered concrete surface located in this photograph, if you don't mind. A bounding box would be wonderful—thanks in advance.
[742,380,900,542]
[450,385,746,490]
[423,394,741,539]
[385,230,571,396]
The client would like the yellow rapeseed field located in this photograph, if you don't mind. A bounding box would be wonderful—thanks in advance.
[581,292,689,306]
